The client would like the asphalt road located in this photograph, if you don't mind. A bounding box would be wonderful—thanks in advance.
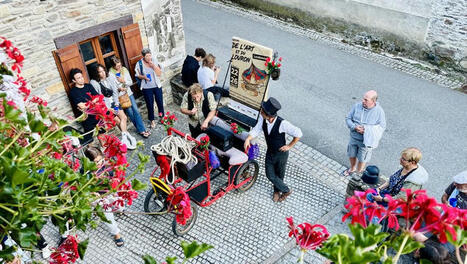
[180,0,467,198]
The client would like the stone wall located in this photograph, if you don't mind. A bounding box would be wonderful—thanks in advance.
[141,0,186,106]
[260,0,467,70]
[0,0,186,117]
[426,0,467,69]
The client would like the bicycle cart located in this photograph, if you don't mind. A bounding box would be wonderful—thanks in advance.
[144,126,259,236]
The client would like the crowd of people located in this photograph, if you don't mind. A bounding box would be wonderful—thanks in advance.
[64,46,465,263]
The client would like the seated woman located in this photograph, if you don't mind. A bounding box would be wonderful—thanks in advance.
[371,147,429,203]
[109,56,150,138]
[84,147,125,247]
[90,64,137,149]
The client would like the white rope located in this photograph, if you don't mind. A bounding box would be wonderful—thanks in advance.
[150,135,198,184]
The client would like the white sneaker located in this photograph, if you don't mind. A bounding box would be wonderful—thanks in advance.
[126,133,137,149]
[121,134,135,150]
[42,245,51,259]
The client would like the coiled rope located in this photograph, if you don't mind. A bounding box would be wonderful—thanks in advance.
[150,135,198,184]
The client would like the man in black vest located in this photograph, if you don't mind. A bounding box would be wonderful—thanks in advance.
[180,83,217,138]
[244,97,302,202]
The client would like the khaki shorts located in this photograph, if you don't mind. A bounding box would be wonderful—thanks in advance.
[347,138,373,163]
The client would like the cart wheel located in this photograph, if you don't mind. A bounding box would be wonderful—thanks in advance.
[144,188,167,213]
[172,201,198,236]
[235,160,259,192]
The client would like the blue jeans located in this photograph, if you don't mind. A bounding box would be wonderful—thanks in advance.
[142,87,164,121]
[124,95,146,133]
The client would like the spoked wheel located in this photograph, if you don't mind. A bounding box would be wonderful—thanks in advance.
[234,160,259,192]
[144,188,168,213]
[171,201,198,236]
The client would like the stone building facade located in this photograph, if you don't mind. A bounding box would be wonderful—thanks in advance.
[0,0,185,117]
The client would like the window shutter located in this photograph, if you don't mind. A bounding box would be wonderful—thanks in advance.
[52,43,88,94]
[120,23,143,84]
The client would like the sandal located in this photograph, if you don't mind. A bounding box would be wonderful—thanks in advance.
[341,168,355,177]
[150,120,156,129]
[114,237,124,247]
[140,131,150,138]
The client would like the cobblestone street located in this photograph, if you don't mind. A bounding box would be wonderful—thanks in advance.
[38,102,351,263]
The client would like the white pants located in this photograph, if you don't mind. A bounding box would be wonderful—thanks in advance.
[103,212,120,236]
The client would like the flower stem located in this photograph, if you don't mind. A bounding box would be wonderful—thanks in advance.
[0,131,23,156]
[298,249,305,264]
[0,204,18,215]
[455,246,462,264]
[393,234,409,264]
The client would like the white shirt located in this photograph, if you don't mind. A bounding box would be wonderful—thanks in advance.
[197,66,214,90]
[249,115,303,138]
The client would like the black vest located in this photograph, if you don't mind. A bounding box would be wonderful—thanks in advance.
[262,117,286,152]
[187,91,211,119]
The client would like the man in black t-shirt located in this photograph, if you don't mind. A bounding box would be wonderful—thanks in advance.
[68,68,99,143]
[442,170,467,209]
[181,48,206,87]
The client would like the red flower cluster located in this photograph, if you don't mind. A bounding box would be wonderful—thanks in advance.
[199,135,210,150]
[167,187,192,225]
[343,189,467,244]
[0,37,24,73]
[99,134,129,188]
[230,122,244,135]
[160,111,178,130]
[50,235,79,264]
[117,182,138,207]
[30,95,48,106]
[265,56,282,72]
[287,217,329,251]
[84,93,116,130]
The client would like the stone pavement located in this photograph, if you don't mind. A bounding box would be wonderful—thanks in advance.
[36,101,356,264]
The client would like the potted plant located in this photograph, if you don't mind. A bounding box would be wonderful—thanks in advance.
[265,56,282,80]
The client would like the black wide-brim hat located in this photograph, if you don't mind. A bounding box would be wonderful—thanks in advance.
[362,165,380,184]
[261,97,281,116]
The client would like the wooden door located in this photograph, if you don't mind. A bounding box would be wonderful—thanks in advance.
[121,23,143,85]
[52,43,87,94]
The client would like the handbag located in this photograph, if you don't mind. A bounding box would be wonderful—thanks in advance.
[99,82,113,97]
[118,91,132,109]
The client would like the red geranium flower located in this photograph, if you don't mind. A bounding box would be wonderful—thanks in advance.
[167,187,192,225]
[287,217,329,251]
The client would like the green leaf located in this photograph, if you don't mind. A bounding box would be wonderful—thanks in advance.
[17,228,37,248]
[28,119,48,133]
[131,179,146,191]
[181,240,213,259]
[165,256,177,264]
[138,153,150,163]
[78,238,89,260]
[142,255,158,264]
[391,235,423,255]
[95,205,110,223]
[446,225,467,247]
[12,167,33,186]
[5,107,21,121]
[0,243,16,262]
[82,157,97,173]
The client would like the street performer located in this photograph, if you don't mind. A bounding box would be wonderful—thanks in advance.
[180,83,217,138]
[244,97,302,202]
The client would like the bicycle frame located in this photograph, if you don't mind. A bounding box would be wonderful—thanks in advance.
[149,127,255,207]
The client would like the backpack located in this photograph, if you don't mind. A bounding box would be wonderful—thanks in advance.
[135,60,144,89]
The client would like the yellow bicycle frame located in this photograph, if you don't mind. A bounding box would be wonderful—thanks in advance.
[150,177,173,196]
